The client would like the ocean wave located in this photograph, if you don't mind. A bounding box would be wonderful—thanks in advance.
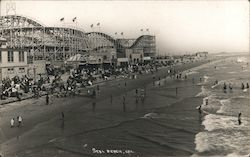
[194,130,250,155]
[196,86,211,97]
[204,75,211,83]
[228,71,237,74]
[198,95,221,114]
[141,112,160,119]
[193,57,250,157]
[194,132,214,153]
[237,57,248,63]
[226,153,250,157]
[202,114,246,131]
[216,96,250,116]
[216,99,231,114]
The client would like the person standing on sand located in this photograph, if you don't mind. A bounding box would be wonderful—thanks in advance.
[92,102,96,112]
[18,116,22,127]
[123,95,126,103]
[61,112,65,120]
[10,118,15,128]
[46,93,49,105]
[97,85,100,95]
[92,89,96,98]
[123,101,126,112]
[135,96,138,104]
[110,95,113,104]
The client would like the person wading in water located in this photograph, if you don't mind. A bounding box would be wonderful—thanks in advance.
[238,112,242,125]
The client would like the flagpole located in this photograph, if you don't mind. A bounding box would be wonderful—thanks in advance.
[147,29,150,35]
[97,22,100,32]
[140,29,143,36]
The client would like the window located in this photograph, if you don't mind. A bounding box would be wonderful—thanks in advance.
[19,51,25,62]
[8,51,14,62]
[7,68,14,74]
[19,67,25,73]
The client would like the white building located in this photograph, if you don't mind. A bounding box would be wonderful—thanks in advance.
[0,37,28,81]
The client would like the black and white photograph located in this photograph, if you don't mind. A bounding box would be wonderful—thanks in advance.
[0,0,249,156]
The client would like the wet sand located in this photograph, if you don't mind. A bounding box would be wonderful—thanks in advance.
[0,60,210,157]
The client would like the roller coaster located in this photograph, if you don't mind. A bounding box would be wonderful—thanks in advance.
[0,15,156,61]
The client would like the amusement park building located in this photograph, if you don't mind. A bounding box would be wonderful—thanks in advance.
[0,37,28,80]
[0,15,156,64]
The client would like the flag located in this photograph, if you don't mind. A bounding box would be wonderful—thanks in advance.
[115,32,117,35]
[60,17,64,22]
[97,22,100,26]
[72,17,77,22]
[146,28,149,31]
[121,32,123,35]
[140,29,143,31]
[90,24,93,28]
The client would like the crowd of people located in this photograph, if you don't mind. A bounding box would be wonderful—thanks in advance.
[0,60,204,129]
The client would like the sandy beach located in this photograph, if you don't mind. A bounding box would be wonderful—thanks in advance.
[0,60,213,157]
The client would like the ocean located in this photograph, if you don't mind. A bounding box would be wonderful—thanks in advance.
[192,56,250,157]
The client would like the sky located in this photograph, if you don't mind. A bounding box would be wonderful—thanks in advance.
[0,0,249,55]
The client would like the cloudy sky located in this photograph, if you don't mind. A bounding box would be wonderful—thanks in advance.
[0,0,249,55]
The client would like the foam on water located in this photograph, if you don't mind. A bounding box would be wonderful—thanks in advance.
[216,96,250,116]
[202,114,248,131]
[199,95,221,113]
[226,153,250,157]
[141,112,160,119]
[216,99,231,114]
[228,71,237,74]
[203,75,211,83]
[196,86,211,97]
[194,129,250,155]
[237,57,248,63]
[243,89,248,92]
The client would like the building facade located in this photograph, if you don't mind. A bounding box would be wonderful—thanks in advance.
[0,37,28,81]
[125,48,144,65]
[196,52,208,57]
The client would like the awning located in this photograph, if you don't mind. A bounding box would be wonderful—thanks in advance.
[117,58,129,62]
[143,57,151,61]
